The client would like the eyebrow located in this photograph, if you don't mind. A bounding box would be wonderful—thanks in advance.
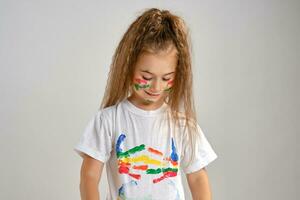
[140,70,175,76]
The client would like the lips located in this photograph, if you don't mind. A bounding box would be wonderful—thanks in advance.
[144,90,160,96]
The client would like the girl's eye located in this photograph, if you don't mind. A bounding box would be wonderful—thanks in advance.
[163,78,171,81]
[142,76,152,81]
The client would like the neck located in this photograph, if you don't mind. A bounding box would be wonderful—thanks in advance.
[127,95,165,111]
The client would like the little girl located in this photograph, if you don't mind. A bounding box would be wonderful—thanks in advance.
[74,8,218,200]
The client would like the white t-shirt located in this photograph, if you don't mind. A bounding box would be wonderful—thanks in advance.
[74,98,218,200]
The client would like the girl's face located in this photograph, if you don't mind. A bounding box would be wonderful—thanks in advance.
[128,48,177,110]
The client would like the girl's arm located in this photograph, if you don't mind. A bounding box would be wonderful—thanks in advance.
[79,154,104,200]
[186,168,212,200]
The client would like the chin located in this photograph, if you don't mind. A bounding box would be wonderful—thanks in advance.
[142,94,166,104]
[131,90,166,105]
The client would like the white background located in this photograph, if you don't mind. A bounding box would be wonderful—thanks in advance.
[0,0,299,199]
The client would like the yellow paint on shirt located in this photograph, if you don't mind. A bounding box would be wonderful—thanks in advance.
[121,155,164,166]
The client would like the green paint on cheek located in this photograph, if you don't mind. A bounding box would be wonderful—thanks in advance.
[164,87,173,92]
[134,83,151,90]
[134,84,139,90]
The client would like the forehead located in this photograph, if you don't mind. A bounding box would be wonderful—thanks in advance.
[134,48,178,74]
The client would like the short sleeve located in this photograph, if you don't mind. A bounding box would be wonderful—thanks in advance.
[180,124,218,174]
[73,110,113,163]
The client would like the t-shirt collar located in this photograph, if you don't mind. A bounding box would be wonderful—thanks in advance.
[122,98,168,117]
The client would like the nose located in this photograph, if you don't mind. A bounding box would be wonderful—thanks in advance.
[149,79,162,92]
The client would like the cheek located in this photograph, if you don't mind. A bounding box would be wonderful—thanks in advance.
[164,80,174,92]
[167,80,174,87]
[135,78,147,84]
[133,78,151,90]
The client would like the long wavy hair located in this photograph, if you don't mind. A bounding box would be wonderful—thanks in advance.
[100,8,199,167]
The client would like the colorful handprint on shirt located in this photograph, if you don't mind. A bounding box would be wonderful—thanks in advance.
[116,133,179,183]
[116,133,180,199]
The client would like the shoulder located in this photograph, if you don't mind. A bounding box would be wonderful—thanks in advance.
[171,110,198,129]
[95,103,118,121]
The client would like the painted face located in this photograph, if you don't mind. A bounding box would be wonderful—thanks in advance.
[129,47,177,109]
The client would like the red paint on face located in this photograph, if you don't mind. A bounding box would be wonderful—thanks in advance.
[167,80,174,87]
[135,78,148,84]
